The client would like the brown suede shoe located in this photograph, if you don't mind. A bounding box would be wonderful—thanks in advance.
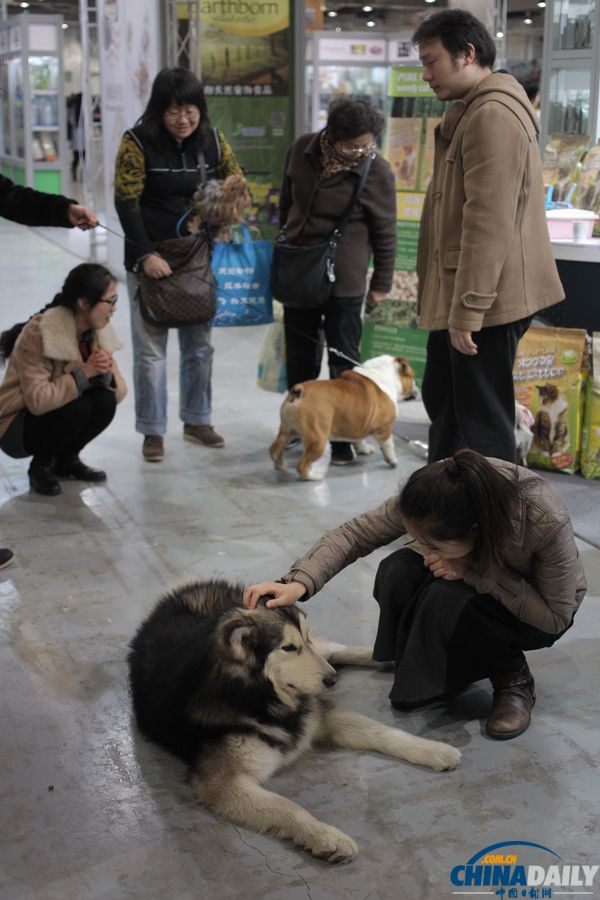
[183,424,225,448]
[486,661,536,740]
[143,435,164,462]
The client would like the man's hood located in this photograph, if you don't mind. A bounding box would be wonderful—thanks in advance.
[440,72,539,141]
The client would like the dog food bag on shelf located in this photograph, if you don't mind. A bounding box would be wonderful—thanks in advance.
[581,332,600,479]
[513,325,588,474]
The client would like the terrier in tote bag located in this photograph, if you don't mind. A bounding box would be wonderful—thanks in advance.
[188,174,252,242]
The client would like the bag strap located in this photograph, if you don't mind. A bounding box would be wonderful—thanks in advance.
[198,150,207,186]
[180,130,219,232]
[331,151,375,239]
[278,151,376,245]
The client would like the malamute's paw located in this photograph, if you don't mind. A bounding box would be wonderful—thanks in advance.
[421,741,462,771]
[308,825,358,863]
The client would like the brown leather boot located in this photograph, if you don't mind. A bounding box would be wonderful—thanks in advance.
[486,661,536,740]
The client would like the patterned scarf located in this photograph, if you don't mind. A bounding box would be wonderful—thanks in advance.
[318,130,363,179]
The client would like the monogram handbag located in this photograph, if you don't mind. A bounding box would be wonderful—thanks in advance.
[271,152,374,309]
[137,230,216,328]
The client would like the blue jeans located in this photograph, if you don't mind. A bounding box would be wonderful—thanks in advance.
[127,272,214,436]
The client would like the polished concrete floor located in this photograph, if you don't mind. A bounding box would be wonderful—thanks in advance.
[1,220,599,900]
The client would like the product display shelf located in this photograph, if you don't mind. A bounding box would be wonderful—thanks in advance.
[540,0,600,149]
[0,12,67,193]
[540,0,600,330]
[305,31,419,133]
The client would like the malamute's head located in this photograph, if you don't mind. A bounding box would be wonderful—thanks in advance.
[217,605,337,706]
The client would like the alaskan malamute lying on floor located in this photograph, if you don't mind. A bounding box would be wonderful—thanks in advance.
[128,580,461,863]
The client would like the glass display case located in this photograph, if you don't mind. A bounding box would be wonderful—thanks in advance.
[541,0,600,148]
[0,13,67,193]
[304,33,419,133]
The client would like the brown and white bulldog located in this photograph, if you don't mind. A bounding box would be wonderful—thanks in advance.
[270,355,417,481]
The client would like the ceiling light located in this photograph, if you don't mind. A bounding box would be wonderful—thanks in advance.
[424,0,437,5]
[61,22,68,28]
[523,14,533,23]
[537,1,546,6]
[366,19,376,26]
[496,29,504,37]
[335,26,342,31]
[362,4,373,10]
[327,9,338,16]
[20,1,30,6]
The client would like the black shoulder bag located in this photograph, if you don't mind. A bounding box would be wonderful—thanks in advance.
[271,152,375,309]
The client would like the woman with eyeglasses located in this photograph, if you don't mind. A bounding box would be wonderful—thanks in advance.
[0,264,127,496]
[278,97,397,465]
[114,67,242,464]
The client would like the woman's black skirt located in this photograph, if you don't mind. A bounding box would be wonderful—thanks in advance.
[372,547,568,708]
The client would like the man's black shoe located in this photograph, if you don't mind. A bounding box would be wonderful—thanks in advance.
[330,442,355,466]
[0,548,14,570]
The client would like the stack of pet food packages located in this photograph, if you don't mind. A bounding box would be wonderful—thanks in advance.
[513,325,600,477]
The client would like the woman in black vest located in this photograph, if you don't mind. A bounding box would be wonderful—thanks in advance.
[115,68,242,462]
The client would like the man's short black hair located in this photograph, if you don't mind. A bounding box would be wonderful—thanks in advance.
[412,9,497,69]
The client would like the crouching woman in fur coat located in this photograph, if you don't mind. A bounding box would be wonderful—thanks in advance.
[0,263,127,496]
[244,450,586,741]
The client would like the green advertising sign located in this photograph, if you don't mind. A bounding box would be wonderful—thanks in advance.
[200,0,293,235]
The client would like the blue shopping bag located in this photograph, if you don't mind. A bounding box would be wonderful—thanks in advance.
[211,224,274,327]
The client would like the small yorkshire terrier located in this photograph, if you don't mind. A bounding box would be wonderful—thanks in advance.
[188,174,252,242]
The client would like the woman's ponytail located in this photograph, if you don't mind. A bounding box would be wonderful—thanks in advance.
[0,293,64,364]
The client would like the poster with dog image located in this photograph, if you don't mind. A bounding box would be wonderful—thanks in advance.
[513,325,588,474]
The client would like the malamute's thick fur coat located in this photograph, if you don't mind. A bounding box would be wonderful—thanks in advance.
[128,579,461,862]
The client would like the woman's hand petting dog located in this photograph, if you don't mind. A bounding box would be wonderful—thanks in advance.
[142,253,173,279]
[423,552,472,581]
[243,580,307,609]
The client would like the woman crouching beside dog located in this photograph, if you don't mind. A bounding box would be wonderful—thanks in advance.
[0,263,127,496]
[244,450,586,740]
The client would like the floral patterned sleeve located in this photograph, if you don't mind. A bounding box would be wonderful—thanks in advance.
[114,132,153,260]
[215,129,243,178]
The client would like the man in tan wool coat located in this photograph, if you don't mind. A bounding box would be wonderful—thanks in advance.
[413,10,563,462]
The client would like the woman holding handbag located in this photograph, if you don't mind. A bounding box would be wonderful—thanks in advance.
[114,67,242,463]
[277,97,397,465]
